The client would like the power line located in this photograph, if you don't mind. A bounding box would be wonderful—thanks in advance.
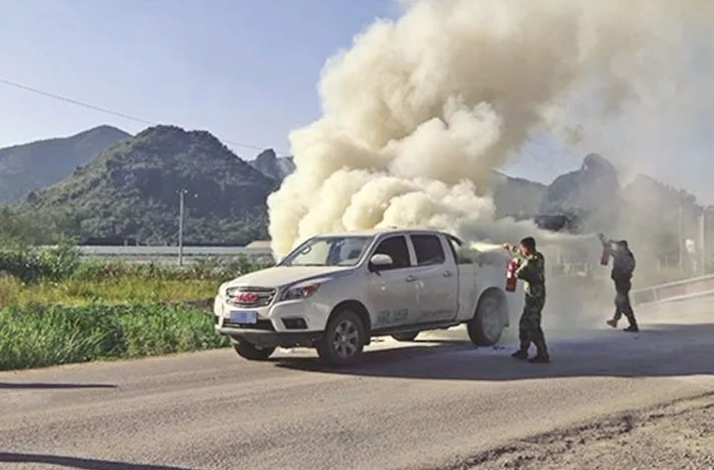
[0,77,288,156]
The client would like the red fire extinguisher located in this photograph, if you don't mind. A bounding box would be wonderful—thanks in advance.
[600,243,610,266]
[505,258,520,292]
[598,234,610,266]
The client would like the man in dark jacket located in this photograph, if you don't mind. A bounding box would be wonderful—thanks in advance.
[503,237,550,363]
[599,235,638,332]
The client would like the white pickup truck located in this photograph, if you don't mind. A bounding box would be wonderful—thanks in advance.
[214,228,522,365]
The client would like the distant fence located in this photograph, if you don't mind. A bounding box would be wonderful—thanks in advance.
[631,274,714,306]
[42,245,275,264]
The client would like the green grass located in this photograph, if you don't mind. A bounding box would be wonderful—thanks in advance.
[0,256,269,309]
[0,276,217,309]
[0,303,230,370]
[0,253,269,370]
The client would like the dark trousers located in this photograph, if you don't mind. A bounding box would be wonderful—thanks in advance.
[518,297,548,356]
[613,281,637,327]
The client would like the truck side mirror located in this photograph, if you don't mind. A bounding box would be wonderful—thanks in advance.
[369,254,393,272]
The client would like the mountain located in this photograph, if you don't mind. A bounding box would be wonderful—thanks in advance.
[622,174,700,215]
[0,125,131,202]
[540,153,621,232]
[619,174,704,264]
[491,171,547,218]
[22,125,277,245]
[250,149,295,181]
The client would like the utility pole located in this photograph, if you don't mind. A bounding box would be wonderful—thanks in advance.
[178,189,187,266]
[678,204,684,275]
[700,211,706,275]
[177,189,198,266]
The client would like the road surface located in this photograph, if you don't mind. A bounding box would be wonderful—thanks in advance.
[1,298,712,470]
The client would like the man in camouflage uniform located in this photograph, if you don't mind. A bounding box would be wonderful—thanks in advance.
[503,237,550,364]
[599,235,638,332]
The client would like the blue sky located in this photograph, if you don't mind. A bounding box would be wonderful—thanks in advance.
[0,0,398,157]
[1,0,712,203]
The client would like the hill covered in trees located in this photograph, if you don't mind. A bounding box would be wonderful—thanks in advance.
[21,126,277,245]
[0,125,130,202]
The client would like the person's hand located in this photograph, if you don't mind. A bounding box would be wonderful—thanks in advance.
[597,233,606,243]
[502,243,512,251]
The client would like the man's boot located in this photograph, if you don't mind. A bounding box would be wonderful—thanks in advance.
[624,324,639,333]
[606,319,617,328]
[511,349,528,360]
[529,339,550,364]
[528,355,550,364]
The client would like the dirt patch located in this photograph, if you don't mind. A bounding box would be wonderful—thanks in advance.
[442,392,714,470]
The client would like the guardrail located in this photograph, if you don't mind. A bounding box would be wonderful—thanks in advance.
[631,274,714,306]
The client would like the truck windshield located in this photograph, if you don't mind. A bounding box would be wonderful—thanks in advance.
[280,236,372,267]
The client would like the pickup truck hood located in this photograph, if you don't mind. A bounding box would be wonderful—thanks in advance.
[224,265,352,289]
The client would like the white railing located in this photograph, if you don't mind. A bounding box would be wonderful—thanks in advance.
[631,274,714,305]
[40,245,275,264]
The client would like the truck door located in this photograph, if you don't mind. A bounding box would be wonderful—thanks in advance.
[366,235,418,328]
[408,234,459,323]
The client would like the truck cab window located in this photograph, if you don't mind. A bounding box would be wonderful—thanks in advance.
[373,236,410,270]
[411,235,445,266]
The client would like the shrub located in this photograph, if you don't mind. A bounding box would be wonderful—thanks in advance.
[0,274,22,307]
[39,240,81,280]
[0,241,80,283]
[0,249,46,283]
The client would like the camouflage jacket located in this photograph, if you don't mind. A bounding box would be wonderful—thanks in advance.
[604,242,636,283]
[507,246,546,300]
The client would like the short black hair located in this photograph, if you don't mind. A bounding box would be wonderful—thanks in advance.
[617,240,628,249]
[520,236,536,251]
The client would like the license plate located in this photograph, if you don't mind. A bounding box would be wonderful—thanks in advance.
[229,310,258,324]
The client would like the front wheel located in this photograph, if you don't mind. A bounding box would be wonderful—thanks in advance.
[317,309,366,366]
[468,290,506,346]
[234,342,275,361]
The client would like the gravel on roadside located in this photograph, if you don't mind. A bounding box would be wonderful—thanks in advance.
[441,392,714,470]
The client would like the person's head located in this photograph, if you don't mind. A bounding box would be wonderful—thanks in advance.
[519,236,536,256]
[616,240,629,251]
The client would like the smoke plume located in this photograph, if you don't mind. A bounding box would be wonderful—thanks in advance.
[268,0,711,256]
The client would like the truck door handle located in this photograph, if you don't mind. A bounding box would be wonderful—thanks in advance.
[405,275,416,282]
[443,271,453,277]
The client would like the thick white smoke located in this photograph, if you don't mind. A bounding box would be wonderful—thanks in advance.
[268,0,710,257]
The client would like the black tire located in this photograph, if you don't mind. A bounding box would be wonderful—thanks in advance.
[234,342,275,361]
[468,290,506,346]
[317,309,366,366]
[392,332,419,342]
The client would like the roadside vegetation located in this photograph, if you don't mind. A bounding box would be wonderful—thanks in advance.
[0,242,269,370]
[0,303,229,370]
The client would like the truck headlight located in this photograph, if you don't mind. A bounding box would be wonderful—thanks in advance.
[280,282,320,301]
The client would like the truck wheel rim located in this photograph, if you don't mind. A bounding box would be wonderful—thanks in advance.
[333,319,359,358]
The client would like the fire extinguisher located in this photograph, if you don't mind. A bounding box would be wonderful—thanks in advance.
[505,258,520,292]
[600,245,610,266]
[598,233,610,266]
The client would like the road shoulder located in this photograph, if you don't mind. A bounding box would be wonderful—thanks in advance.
[442,392,714,470]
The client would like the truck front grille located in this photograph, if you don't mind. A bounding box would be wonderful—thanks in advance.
[226,286,276,308]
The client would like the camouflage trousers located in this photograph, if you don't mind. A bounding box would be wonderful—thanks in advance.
[613,281,637,327]
[518,297,548,356]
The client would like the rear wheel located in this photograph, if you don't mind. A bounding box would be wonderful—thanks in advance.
[317,309,366,366]
[392,332,419,342]
[234,342,275,361]
[468,290,506,346]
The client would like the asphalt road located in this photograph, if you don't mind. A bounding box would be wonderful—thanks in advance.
[1,298,712,470]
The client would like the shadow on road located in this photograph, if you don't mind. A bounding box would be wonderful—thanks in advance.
[0,382,116,390]
[0,453,200,470]
[276,323,714,382]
